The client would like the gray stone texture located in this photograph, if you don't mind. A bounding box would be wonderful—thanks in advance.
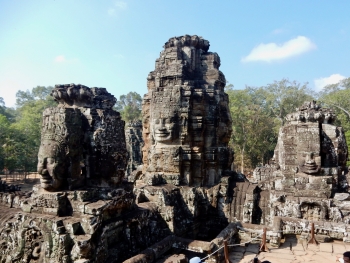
[38,84,128,191]
[239,101,350,244]
[141,35,233,187]
[125,120,144,177]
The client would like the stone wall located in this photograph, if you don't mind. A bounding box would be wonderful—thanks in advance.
[125,120,144,176]
[238,101,350,240]
[0,187,173,262]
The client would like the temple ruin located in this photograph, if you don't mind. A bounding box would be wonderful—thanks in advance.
[237,101,350,245]
[0,36,350,262]
[141,34,233,187]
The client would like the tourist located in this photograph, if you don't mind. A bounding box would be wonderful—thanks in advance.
[337,251,350,263]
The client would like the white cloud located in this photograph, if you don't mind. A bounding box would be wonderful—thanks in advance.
[54,55,66,63]
[314,74,346,91]
[242,36,316,63]
[108,1,127,16]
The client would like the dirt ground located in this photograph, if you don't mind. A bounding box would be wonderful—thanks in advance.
[0,173,40,192]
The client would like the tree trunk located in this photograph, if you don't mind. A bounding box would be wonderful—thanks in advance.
[241,148,245,174]
[24,165,27,183]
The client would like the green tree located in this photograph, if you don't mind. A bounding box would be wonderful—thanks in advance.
[1,86,56,172]
[11,102,46,172]
[1,137,17,172]
[318,77,350,131]
[227,79,316,173]
[227,87,277,173]
[0,97,17,123]
[0,114,10,171]
[16,86,54,107]
[262,79,315,126]
[0,98,5,123]
[115,91,142,122]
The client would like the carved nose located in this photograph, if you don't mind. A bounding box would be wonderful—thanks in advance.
[305,153,316,164]
[37,158,47,170]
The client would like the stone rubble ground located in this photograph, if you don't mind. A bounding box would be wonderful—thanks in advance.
[230,236,346,263]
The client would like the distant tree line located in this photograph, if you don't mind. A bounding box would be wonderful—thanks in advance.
[0,86,56,174]
[0,78,349,175]
[227,77,350,173]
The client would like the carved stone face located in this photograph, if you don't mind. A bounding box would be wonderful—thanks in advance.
[298,151,321,174]
[152,117,178,143]
[37,140,66,190]
[217,121,231,144]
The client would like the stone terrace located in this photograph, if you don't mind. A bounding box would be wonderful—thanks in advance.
[231,235,347,263]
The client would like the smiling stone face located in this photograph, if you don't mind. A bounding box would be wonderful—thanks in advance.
[37,139,67,190]
[38,85,128,191]
[151,117,179,143]
[298,151,321,174]
[37,107,84,191]
[295,122,322,175]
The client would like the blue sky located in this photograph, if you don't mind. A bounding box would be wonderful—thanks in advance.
[1,0,349,107]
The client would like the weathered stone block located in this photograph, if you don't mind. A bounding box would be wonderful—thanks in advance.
[64,219,82,235]
[21,203,32,213]
[84,200,108,215]
[43,207,59,215]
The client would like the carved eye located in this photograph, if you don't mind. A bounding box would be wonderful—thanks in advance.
[155,119,160,124]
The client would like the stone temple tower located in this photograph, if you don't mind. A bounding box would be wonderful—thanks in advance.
[141,35,233,187]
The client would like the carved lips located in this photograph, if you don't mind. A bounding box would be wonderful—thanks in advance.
[152,118,176,142]
[299,152,321,174]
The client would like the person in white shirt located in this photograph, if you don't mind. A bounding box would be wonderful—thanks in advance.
[337,251,350,263]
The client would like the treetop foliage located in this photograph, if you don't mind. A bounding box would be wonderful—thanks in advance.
[114,91,142,122]
[318,77,350,131]
[16,86,54,107]
[1,86,56,172]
